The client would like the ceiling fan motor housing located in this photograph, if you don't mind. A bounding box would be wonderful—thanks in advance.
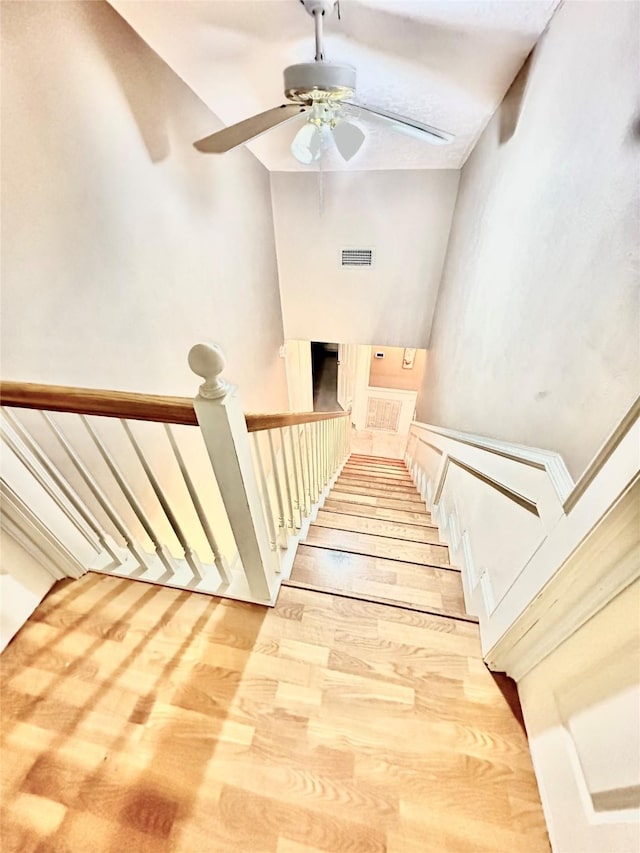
[284,62,356,103]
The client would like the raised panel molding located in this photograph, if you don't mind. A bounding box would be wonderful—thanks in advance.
[0,483,86,581]
[486,478,639,679]
[407,399,640,665]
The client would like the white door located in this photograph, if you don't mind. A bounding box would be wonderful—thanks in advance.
[284,340,313,412]
[337,344,357,411]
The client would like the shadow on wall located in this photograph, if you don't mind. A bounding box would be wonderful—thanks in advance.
[83,1,226,173]
[83,1,172,163]
[499,51,534,144]
[78,1,232,210]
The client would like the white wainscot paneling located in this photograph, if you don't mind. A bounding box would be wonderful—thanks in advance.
[520,580,640,852]
[406,423,568,635]
[439,462,545,616]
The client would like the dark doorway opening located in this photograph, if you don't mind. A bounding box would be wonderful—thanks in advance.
[311,342,339,412]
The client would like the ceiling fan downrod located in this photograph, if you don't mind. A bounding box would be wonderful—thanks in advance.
[300,0,337,61]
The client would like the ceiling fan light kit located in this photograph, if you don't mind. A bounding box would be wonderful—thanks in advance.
[193,0,454,164]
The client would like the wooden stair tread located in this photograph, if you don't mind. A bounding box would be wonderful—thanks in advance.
[315,510,441,544]
[349,454,406,466]
[344,467,410,478]
[340,472,414,486]
[337,477,420,494]
[291,453,471,623]
[343,464,411,478]
[322,499,434,526]
[327,489,429,510]
[332,484,425,504]
[291,546,469,621]
[305,525,452,568]
[283,578,478,623]
[344,466,409,477]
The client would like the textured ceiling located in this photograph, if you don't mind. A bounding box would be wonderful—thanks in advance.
[111,0,560,171]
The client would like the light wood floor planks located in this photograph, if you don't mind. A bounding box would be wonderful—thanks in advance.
[0,573,548,852]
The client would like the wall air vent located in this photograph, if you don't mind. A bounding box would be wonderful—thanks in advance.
[341,248,374,268]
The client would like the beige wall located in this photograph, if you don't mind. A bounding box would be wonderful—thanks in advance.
[0,1,287,412]
[270,170,459,349]
[369,347,426,392]
[417,1,639,478]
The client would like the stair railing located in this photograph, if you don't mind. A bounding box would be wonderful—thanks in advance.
[0,342,350,605]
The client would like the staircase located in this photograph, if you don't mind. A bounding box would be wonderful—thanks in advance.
[287,453,475,622]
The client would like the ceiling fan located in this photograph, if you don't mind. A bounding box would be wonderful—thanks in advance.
[193,0,454,165]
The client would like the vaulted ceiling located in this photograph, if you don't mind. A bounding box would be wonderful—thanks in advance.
[112,0,559,171]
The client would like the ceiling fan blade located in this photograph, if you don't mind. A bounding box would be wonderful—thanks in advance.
[344,102,454,146]
[194,104,308,153]
[331,120,365,162]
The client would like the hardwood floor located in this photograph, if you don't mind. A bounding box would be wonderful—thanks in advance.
[0,573,549,852]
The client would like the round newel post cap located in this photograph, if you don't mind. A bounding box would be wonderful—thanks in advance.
[188,342,230,399]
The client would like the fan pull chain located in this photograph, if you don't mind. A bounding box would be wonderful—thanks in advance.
[317,147,325,215]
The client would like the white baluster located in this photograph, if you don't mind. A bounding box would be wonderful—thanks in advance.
[286,426,303,526]
[312,421,321,497]
[3,408,121,565]
[189,343,274,601]
[250,432,279,554]
[165,424,230,584]
[81,415,178,579]
[41,411,152,573]
[303,423,316,507]
[294,425,310,515]
[323,420,329,486]
[122,420,203,580]
[278,427,296,530]
[267,429,288,548]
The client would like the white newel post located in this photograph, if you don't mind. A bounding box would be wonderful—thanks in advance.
[188,343,274,602]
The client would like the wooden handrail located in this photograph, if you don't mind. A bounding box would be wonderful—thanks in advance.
[0,381,198,425]
[0,381,349,431]
[245,409,349,433]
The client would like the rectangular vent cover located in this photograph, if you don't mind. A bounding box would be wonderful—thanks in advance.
[341,248,373,268]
